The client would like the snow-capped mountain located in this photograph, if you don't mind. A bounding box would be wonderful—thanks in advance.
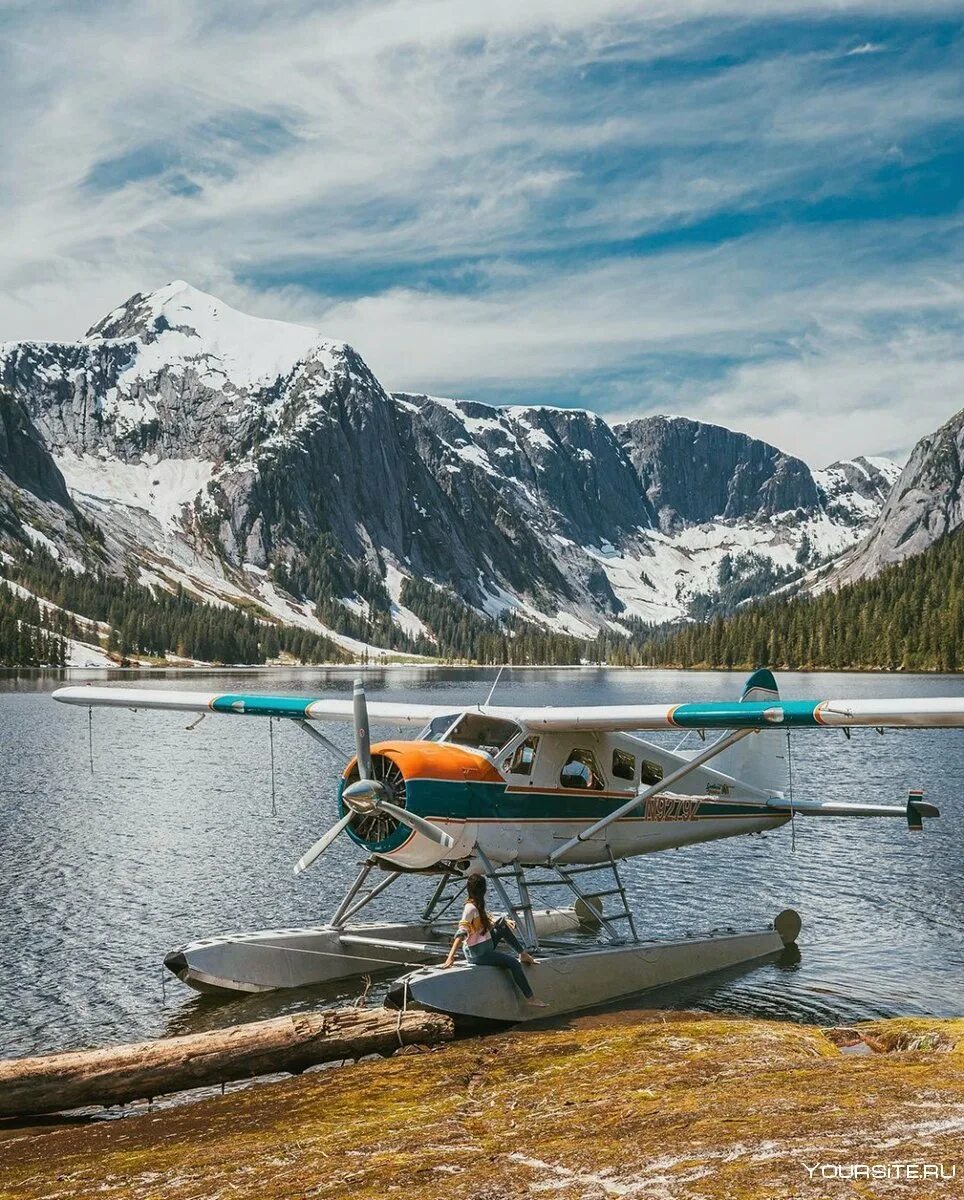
[813,456,903,527]
[0,282,902,646]
[826,409,964,587]
[400,394,896,624]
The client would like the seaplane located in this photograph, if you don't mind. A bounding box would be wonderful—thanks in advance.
[52,670,957,1022]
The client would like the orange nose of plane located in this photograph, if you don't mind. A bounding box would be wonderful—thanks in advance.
[342,740,504,784]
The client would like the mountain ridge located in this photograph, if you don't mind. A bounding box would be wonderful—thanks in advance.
[0,282,907,656]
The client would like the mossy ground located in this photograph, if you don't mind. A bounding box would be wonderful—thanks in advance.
[2,1011,963,1199]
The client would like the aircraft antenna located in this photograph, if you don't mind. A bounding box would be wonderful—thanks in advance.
[484,665,504,707]
[269,717,277,817]
[786,729,796,852]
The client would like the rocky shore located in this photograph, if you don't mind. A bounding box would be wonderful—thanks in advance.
[2,1010,963,1199]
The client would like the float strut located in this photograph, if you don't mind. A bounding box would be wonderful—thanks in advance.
[330,860,376,927]
[339,870,403,925]
[476,847,533,948]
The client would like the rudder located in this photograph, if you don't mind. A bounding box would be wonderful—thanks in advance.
[711,669,790,795]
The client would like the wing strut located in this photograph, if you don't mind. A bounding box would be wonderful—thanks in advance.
[298,719,348,762]
[548,728,754,864]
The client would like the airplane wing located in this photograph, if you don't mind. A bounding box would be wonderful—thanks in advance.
[52,687,964,731]
[51,686,451,727]
[485,697,964,731]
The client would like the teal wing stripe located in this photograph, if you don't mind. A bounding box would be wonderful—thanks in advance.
[670,700,822,729]
[210,694,315,718]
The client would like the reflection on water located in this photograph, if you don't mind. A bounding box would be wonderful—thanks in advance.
[1,667,962,1056]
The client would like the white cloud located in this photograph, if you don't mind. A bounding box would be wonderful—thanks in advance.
[290,225,963,465]
[1,0,962,469]
[690,335,964,466]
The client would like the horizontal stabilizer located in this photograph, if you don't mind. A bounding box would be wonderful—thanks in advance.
[767,793,940,825]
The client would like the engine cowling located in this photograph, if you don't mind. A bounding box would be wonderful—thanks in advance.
[338,740,502,861]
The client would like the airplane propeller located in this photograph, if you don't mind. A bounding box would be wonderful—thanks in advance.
[293,678,454,875]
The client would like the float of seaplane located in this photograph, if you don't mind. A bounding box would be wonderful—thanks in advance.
[52,670,957,1022]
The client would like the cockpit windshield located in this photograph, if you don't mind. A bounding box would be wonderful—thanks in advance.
[420,714,459,741]
[443,714,521,757]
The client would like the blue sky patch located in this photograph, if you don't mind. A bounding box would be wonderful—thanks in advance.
[3,3,963,465]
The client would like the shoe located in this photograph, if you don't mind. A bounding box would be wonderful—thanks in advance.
[525,998,549,1008]
[520,953,538,965]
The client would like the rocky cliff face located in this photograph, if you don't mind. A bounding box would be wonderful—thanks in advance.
[0,389,91,562]
[829,410,964,586]
[0,283,901,640]
[401,394,658,548]
[0,391,73,509]
[615,415,819,534]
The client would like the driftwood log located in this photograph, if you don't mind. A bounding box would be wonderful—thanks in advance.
[0,1006,454,1119]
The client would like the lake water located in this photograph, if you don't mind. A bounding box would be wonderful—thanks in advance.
[1,667,962,1058]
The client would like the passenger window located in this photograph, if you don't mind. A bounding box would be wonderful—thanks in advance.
[508,736,539,776]
[640,759,664,786]
[560,749,605,791]
[612,749,636,782]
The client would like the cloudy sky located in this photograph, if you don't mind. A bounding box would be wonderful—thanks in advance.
[2,1,962,465]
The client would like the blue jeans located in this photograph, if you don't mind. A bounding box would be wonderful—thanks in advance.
[464,918,533,998]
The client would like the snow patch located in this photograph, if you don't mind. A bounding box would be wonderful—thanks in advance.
[338,594,371,619]
[458,444,497,474]
[65,638,114,668]
[21,523,61,558]
[384,563,432,641]
[57,452,215,531]
[97,281,338,394]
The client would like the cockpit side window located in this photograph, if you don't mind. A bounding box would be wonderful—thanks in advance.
[508,736,539,775]
[421,714,459,742]
[445,714,522,756]
[560,748,605,791]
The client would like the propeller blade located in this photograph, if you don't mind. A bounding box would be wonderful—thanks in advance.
[353,678,373,780]
[293,811,354,875]
[377,799,455,849]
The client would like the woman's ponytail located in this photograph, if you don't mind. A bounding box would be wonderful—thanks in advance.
[465,872,492,932]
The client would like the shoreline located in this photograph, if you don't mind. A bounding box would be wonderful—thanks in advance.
[4,663,964,676]
[3,1010,963,1198]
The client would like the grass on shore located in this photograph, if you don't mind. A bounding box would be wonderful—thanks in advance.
[2,1010,963,1199]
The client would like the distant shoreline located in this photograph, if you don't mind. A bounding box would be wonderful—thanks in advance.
[3,663,964,677]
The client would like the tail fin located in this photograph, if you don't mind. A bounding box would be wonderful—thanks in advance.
[741,668,779,703]
[712,669,790,795]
